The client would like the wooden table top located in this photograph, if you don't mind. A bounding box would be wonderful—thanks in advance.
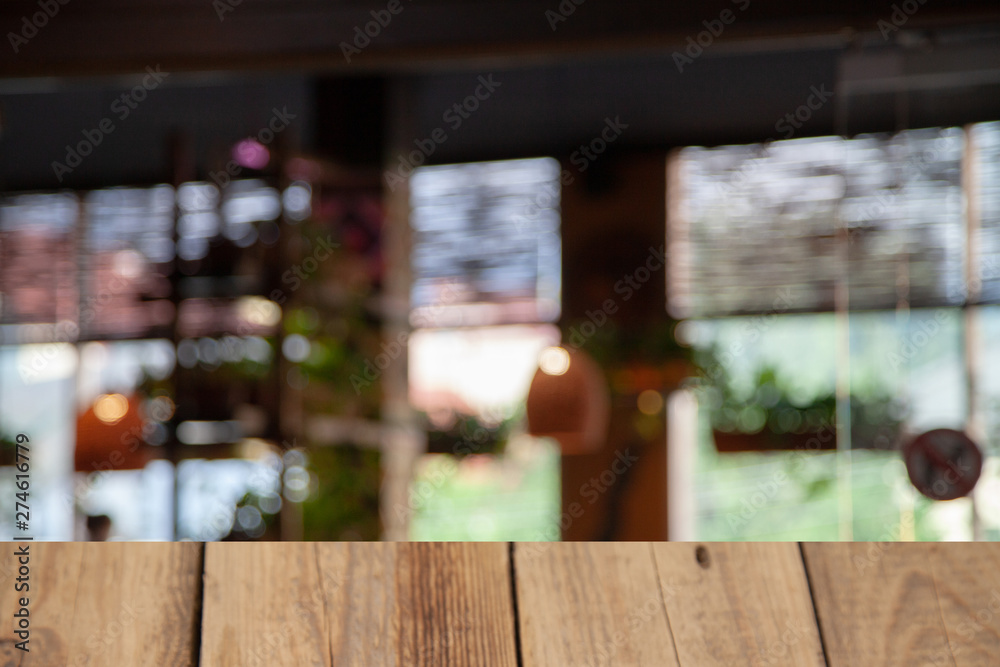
[1,542,998,666]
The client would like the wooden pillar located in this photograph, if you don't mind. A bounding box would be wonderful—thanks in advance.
[963,124,984,540]
[558,152,671,540]
[380,77,424,540]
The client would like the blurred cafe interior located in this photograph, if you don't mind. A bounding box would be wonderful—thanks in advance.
[2,0,1000,542]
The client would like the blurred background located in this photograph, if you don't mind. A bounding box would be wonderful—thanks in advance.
[2,0,1000,542]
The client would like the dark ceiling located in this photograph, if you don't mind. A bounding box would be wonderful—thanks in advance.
[1,0,999,189]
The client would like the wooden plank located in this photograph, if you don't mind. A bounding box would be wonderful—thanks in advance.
[652,542,826,666]
[514,542,680,666]
[802,542,1000,666]
[0,542,202,666]
[200,542,518,666]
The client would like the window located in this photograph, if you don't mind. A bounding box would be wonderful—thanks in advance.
[669,121,1000,541]
[0,179,301,540]
[406,157,563,540]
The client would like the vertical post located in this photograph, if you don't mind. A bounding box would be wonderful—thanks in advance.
[962,124,983,541]
[667,389,697,540]
[275,133,304,543]
[895,255,916,541]
[381,77,424,540]
[665,150,690,541]
[833,61,855,541]
[71,194,87,539]
[167,130,195,541]
[834,164,854,542]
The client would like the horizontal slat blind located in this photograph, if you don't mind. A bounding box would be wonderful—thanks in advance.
[409,158,561,327]
[974,122,1000,303]
[670,127,974,317]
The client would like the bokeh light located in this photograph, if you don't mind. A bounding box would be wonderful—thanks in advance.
[539,346,570,376]
[94,393,129,425]
[637,389,663,415]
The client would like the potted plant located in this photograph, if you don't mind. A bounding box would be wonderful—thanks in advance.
[696,358,906,453]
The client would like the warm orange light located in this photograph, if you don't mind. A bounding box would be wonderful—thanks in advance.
[94,393,129,425]
[539,346,570,376]
[526,348,610,455]
[637,389,663,415]
[75,393,151,472]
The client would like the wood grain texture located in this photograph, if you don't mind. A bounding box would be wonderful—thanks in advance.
[200,542,518,667]
[0,542,202,667]
[803,542,1000,666]
[5,540,999,667]
[514,542,680,666]
[652,542,827,666]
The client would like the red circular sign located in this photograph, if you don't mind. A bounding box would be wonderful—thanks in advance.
[903,429,983,501]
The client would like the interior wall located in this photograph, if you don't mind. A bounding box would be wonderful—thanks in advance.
[0,75,314,191]
[558,151,670,540]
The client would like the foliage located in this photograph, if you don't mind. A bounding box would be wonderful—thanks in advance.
[562,318,690,369]
[0,431,17,465]
[301,445,381,541]
[420,408,521,457]
[695,350,907,449]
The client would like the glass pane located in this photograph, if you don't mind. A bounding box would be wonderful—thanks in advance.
[0,343,77,539]
[0,192,78,333]
[672,128,965,317]
[410,158,562,326]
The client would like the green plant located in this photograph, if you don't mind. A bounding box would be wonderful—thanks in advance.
[420,408,521,457]
[301,445,381,540]
[696,353,906,449]
[0,431,17,465]
[562,318,690,368]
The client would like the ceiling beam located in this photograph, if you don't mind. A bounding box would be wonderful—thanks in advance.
[2,0,999,78]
